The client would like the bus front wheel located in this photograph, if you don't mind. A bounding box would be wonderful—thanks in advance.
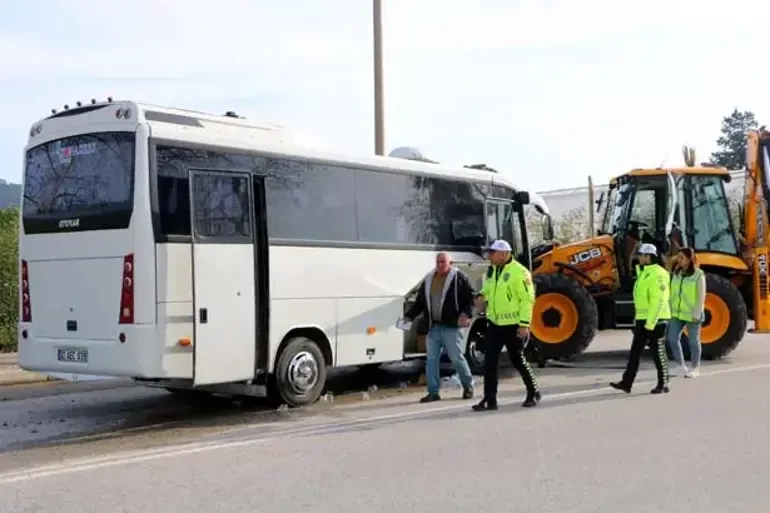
[271,336,328,408]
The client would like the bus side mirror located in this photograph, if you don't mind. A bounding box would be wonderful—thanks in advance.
[515,191,530,205]
[544,215,555,241]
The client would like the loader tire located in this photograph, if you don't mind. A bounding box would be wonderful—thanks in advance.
[531,273,599,361]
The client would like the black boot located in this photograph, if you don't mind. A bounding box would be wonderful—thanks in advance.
[419,393,441,403]
[610,381,632,394]
[472,398,498,411]
[650,385,670,394]
[522,390,541,408]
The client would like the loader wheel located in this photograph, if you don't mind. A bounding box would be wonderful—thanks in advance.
[680,273,747,360]
[531,274,599,360]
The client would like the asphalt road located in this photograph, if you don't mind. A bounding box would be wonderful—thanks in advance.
[1,331,769,512]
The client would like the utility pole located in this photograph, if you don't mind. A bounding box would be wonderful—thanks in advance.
[373,0,385,155]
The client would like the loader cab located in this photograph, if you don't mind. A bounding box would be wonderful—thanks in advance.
[602,171,679,290]
[602,169,738,290]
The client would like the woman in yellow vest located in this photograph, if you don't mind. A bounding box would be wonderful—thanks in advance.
[667,247,706,378]
[611,243,672,394]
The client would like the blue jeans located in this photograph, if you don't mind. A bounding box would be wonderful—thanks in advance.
[426,324,474,395]
[667,318,702,368]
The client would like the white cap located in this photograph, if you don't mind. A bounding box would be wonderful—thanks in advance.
[637,243,658,256]
[488,240,512,252]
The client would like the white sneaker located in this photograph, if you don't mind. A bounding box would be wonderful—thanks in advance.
[671,364,688,378]
[685,368,699,378]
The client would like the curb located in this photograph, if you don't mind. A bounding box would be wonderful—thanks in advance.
[0,353,61,387]
[0,374,61,387]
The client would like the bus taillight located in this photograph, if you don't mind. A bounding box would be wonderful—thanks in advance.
[21,260,32,323]
[119,254,134,324]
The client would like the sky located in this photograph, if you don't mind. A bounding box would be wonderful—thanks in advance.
[0,0,768,193]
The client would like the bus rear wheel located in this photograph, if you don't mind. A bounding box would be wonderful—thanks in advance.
[271,336,327,408]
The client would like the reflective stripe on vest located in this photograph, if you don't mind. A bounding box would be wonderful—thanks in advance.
[483,260,531,327]
[633,264,672,324]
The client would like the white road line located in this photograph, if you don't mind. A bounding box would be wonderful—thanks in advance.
[1,362,769,485]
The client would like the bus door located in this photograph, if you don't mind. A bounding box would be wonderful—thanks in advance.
[189,170,257,386]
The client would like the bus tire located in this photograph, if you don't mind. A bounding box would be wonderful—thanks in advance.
[464,320,487,374]
[530,273,598,361]
[271,336,328,408]
[681,273,747,361]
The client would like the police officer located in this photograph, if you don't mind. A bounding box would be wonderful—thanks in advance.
[472,240,541,411]
[611,243,672,394]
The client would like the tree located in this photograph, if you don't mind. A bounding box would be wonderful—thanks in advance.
[554,206,589,244]
[0,208,19,352]
[682,145,696,167]
[526,205,590,245]
[524,205,551,246]
[709,109,759,169]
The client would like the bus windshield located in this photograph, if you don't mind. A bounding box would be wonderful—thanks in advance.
[22,132,135,233]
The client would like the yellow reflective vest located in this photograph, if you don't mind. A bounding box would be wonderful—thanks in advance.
[633,263,671,330]
[480,259,535,327]
[670,269,706,322]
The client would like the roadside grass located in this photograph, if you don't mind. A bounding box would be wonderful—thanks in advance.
[0,323,16,353]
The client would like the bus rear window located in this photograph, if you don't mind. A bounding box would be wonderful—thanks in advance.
[22,132,135,234]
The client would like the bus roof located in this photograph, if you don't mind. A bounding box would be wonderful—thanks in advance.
[26,99,549,216]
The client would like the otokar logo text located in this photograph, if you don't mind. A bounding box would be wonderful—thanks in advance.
[58,218,80,229]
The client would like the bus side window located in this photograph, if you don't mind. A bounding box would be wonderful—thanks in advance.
[157,174,190,236]
[156,147,195,237]
[191,173,252,239]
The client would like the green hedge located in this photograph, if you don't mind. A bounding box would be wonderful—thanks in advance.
[0,208,19,352]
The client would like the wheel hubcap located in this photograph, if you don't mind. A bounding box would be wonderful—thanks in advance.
[541,308,562,328]
[287,351,319,395]
[467,335,485,366]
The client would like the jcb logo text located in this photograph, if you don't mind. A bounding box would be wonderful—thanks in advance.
[569,247,602,266]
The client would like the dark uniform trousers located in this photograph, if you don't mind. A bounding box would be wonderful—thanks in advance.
[483,322,539,404]
[621,320,669,387]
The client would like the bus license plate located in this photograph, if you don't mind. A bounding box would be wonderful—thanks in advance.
[57,348,88,363]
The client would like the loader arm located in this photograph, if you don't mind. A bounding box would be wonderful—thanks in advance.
[745,130,770,331]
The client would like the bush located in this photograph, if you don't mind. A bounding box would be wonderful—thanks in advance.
[0,208,19,352]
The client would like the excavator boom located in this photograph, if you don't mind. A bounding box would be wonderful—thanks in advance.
[746,130,770,332]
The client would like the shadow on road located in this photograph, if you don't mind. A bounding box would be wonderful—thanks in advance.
[0,348,731,454]
[0,361,430,453]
